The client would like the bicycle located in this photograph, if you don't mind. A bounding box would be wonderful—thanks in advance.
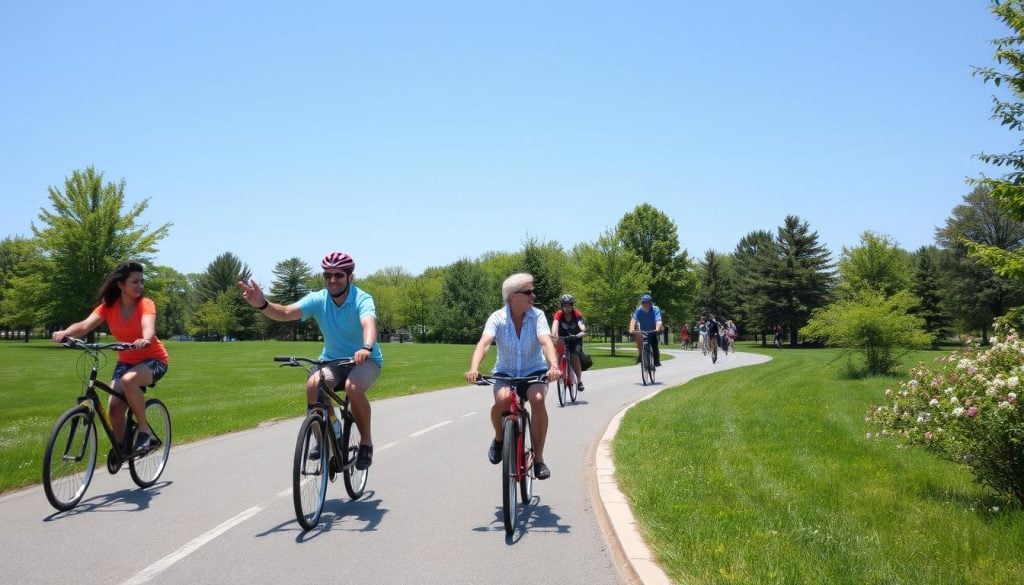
[275,355,368,531]
[42,337,171,511]
[555,335,582,406]
[476,374,545,536]
[709,333,719,364]
[635,330,657,386]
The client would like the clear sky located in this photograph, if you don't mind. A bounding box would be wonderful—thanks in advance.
[1,1,1017,285]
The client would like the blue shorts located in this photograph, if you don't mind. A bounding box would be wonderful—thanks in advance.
[112,360,168,389]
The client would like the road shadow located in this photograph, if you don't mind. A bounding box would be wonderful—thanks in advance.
[42,480,171,520]
[255,490,388,542]
[472,496,571,544]
[558,399,590,407]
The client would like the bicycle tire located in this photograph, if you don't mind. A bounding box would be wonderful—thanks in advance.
[519,411,533,504]
[293,413,328,531]
[640,347,651,386]
[568,370,578,403]
[129,398,172,488]
[501,417,518,536]
[556,377,566,407]
[343,414,368,500]
[43,405,97,511]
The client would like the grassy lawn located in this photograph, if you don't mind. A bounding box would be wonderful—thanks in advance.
[0,338,632,493]
[614,342,1024,584]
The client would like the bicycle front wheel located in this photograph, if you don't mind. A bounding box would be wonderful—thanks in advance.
[568,370,578,403]
[640,350,651,386]
[293,413,328,531]
[43,405,97,511]
[343,415,368,500]
[556,378,566,407]
[501,417,518,536]
[129,398,172,488]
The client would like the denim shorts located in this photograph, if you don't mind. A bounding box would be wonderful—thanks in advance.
[112,360,168,388]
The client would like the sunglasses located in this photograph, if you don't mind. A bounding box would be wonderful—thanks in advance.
[515,289,536,296]
[323,271,349,281]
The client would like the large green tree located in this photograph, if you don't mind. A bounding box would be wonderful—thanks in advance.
[617,203,696,326]
[910,246,953,342]
[574,228,648,355]
[266,257,314,341]
[435,259,493,343]
[836,231,913,299]
[771,215,835,346]
[519,238,566,315]
[936,186,1024,340]
[0,236,46,339]
[33,167,170,327]
[732,230,778,343]
[143,265,191,338]
[694,249,736,320]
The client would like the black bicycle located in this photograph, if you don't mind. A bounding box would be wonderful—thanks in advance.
[275,356,368,531]
[476,374,545,535]
[42,337,171,511]
[636,330,657,386]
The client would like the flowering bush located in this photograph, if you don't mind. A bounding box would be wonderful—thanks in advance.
[866,323,1024,505]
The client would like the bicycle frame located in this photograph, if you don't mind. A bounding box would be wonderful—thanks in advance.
[66,340,145,465]
[477,375,545,488]
[555,337,578,387]
[275,356,358,472]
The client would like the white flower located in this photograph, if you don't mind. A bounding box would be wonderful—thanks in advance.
[952,407,965,417]
[998,401,1011,409]
[950,396,960,405]
[1008,377,1019,389]
[929,398,940,407]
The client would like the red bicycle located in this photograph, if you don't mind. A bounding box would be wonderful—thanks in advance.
[555,336,581,406]
[476,374,546,535]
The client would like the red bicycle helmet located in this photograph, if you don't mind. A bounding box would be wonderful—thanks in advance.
[321,252,355,272]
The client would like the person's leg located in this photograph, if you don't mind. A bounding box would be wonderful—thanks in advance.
[488,382,513,464]
[527,383,549,478]
[116,365,155,434]
[344,362,380,446]
[650,333,661,365]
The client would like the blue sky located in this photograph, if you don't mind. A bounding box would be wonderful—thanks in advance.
[1,1,1016,285]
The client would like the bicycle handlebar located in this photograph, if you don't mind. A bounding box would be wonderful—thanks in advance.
[61,337,134,351]
[475,374,549,386]
[273,356,355,367]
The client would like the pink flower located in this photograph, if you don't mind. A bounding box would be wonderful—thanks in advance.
[925,432,933,441]
[967,406,978,418]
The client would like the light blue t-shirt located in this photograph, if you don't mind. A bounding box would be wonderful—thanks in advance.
[632,305,662,332]
[296,286,383,366]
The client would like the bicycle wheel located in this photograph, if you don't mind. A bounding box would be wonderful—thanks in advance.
[293,413,328,531]
[568,370,578,403]
[640,348,651,386]
[43,405,97,511]
[501,417,518,535]
[342,414,368,500]
[556,377,566,407]
[519,411,533,504]
[129,398,172,488]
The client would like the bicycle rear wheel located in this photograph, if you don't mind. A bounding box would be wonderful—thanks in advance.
[519,411,533,504]
[556,378,566,407]
[293,413,328,531]
[501,417,518,535]
[342,414,368,500]
[129,398,172,488]
[43,405,97,511]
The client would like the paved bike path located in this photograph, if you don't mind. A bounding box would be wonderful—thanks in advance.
[0,348,768,585]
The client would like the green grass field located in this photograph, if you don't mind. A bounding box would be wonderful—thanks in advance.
[0,338,634,493]
[614,342,1024,584]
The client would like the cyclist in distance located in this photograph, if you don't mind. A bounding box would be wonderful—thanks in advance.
[706,313,722,361]
[628,293,663,367]
[550,293,587,390]
[51,261,169,453]
[464,273,561,480]
[238,252,381,470]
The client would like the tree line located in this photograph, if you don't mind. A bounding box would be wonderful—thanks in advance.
[3,168,1023,358]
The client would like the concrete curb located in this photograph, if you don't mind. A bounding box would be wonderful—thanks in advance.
[593,388,674,585]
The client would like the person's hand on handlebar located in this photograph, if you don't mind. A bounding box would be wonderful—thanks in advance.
[465,369,480,384]
[546,365,562,382]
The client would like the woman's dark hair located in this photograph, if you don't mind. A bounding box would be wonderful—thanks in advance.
[97,261,145,307]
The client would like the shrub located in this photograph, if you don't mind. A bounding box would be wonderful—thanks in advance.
[867,323,1024,504]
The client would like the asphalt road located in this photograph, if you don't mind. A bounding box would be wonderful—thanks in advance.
[0,347,768,585]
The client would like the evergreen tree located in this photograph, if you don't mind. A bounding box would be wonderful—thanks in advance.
[772,215,835,346]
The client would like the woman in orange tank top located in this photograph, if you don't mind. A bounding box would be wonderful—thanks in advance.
[51,261,169,453]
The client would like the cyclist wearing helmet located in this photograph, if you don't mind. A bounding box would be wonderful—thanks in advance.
[550,294,587,391]
[239,251,381,470]
[628,293,663,367]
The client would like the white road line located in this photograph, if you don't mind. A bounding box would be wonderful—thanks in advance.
[375,440,398,451]
[460,411,477,418]
[408,420,452,437]
[121,506,263,585]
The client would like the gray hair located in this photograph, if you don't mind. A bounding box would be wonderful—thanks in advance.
[501,273,534,304]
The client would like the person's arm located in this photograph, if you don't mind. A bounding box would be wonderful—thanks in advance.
[355,315,377,364]
[628,316,638,335]
[238,279,303,321]
[465,333,495,383]
[550,318,561,339]
[52,312,104,343]
[135,312,157,348]
[576,312,586,336]
[538,333,561,381]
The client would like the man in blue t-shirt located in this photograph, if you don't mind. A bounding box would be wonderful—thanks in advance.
[239,251,381,470]
[628,294,663,367]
